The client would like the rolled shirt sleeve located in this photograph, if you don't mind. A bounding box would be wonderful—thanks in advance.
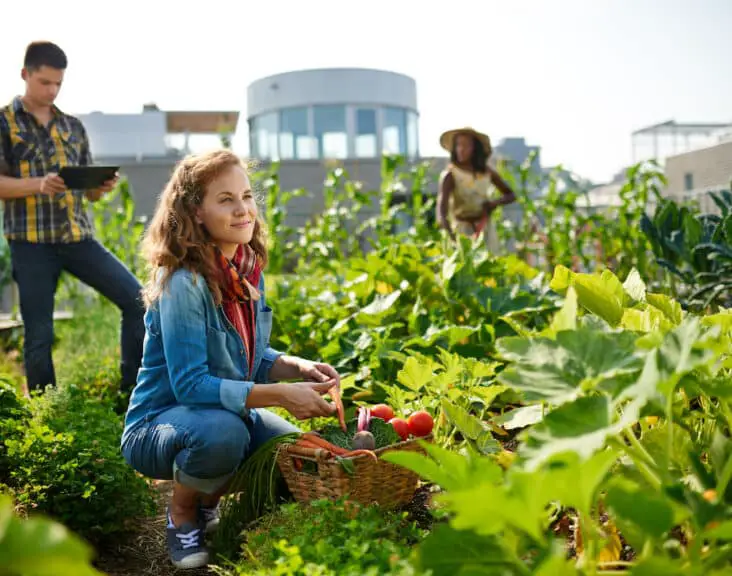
[158,272,253,416]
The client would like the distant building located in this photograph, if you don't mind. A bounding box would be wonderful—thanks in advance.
[630,119,732,213]
[664,139,732,212]
[73,67,543,227]
[246,68,419,162]
[631,119,732,166]
[493,137,541,173]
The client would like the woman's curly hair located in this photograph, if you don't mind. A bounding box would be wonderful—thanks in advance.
[140,149,268,307]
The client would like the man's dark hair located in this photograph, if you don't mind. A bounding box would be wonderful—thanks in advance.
[23,41,67,71]
[450,135,489,174]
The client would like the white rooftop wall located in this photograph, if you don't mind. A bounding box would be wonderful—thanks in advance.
[247,68,418,118]
[77,110,168,160]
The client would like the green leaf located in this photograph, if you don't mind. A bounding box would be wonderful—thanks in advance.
[396,356,435,392]
[549,264,573,292]
[381,442,501,492]
[550,266,626,326]
[441,251,459,282]
[494,404,544,430]
[605,477,675,539]
[0,495,102,576]
[416,524,516,576]
[496,327,642,406]
[543,285,578,337]
[704,519,732,540]
[631,557,689,576]
[573,270,625,326]
[357,289,401,319]
[621,306,673,333]
[403,324,479,349]
[646,293,683,325]
[470,385,508,408]
[438,470,550,543]
[623,267,647,303]
[534,555,580,576]
[520,396,616,470]
[441,399,486,441]
[550,449,619,518]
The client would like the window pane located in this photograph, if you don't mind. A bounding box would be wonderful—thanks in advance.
[407,111,419,158]
[356,108,377,158]
[383,107,407,155]
[356,109,376,135]
[356,135,377,157]
[314,105,347,159]
[251,112,278,160]
[279,107,315,160]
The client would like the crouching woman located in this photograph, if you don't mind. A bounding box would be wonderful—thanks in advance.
[120,150,340,570]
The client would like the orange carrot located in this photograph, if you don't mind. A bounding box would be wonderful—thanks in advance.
[329,384,347,432]
[301,432,378,461]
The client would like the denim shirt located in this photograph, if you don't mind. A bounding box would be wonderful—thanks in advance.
[121,267,283,447]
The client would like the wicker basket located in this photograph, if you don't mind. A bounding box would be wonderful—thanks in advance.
[276,436,430,509]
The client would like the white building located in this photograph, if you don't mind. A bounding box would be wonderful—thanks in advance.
[245,67,420,161]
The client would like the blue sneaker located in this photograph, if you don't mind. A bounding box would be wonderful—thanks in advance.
[200,504,220,534]
[166,511,208,570]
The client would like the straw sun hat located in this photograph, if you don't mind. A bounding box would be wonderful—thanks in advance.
[439,127,492,158]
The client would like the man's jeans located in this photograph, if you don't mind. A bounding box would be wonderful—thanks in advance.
[121,407,300,494]
[9,239,145,393]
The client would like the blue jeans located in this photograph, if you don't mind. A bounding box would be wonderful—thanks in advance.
[121,406,300,494]
[9,239,145,392]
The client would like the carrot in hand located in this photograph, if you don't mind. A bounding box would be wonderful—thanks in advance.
[329,383,347,432]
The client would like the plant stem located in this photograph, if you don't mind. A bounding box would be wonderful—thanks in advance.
[608,436,661,490]
[623,428,656,469]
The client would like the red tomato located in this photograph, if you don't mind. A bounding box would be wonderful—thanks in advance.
[388,417,410,441]
[370,404,395,421]
[407,410,434,437]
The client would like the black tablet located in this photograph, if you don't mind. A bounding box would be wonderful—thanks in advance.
[58,166,120,190]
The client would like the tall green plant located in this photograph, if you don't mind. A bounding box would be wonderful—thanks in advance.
[90,177,147,281]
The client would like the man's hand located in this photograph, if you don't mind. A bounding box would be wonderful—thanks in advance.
[87,173,119,202]
[39,173,67,197]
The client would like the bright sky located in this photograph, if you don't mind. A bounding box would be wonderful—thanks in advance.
[1,0,730,183]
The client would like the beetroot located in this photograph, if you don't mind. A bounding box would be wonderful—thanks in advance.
[351,430,376,451]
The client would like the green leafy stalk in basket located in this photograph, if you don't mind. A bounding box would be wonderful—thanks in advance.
[320,417,401,450]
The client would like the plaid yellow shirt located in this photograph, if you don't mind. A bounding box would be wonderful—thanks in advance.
[0,96,95,243]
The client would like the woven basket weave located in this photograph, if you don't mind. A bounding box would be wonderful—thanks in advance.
[276,436,429,509]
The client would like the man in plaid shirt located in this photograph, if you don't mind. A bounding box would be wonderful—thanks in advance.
[0,41,144,395]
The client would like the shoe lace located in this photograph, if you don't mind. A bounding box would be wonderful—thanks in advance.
[176,528,202,550]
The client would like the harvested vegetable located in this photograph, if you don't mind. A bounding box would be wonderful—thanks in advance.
[329,382,347,432]
[366,417,400,448]
[407,410,433,437]
[370,404,394,421]
[352,430,376,451]
[320,416,400,450]
[299,432,377,461]
[357,406,371,432]
[389,417,410,441]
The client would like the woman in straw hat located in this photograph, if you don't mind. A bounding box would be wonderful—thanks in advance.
[436,127,516,250]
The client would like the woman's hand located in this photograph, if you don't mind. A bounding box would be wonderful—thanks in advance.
[269,355,341,389]
[297,359,341,388]
[279,381,337,420]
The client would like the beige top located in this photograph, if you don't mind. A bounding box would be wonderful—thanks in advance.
[445,163,500,222]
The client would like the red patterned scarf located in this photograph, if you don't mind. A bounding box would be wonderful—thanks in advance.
[215,244,262,378]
